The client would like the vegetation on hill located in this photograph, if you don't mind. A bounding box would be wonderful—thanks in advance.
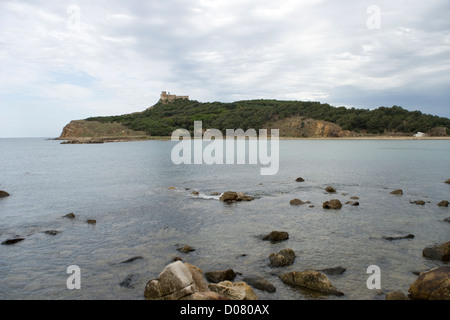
[86,99,450,137]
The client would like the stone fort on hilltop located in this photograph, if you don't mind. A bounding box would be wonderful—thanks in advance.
[159,91,189,103]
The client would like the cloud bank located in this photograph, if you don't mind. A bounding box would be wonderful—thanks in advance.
[1,0,449,137]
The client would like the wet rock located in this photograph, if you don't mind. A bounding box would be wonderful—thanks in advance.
[295,177,305,182]
[390,189,403,195]
[437,200,449,207]
[319,266,347,275]
[1,238,25,245]
[220,191,238,202]
[208,281,258,300]
[269,248,296,267]
[44,230,60,236]
[279,270,344,296]
[120,256,143,264]
[350,196,359,200]
[383,234,415,241]
[345,201,359,206]
[63,213,75,219]
[263,231,289,242]
[386,291,408,300]
[210,192,221,196]
[243,275,276,293]
[205,269,236,284]
[323,199,342,210]
[410,200,425,205]
[290,199,309,205]
[325,186,336,193]
[168,187,176,190]
[220,191,254,202]
[120,274,137,288]
[191,191,199,195]
[86,219,96,224]
[408,266,450,300]
[177,245,196,254]
[0,190,10,198]
[445,179,450,184]
[444,217,450,223]
[422,241,450,262]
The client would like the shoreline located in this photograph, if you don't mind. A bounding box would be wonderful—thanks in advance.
[54,135,450,143]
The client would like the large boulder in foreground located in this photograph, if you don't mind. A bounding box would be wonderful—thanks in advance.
[279,270,344,296]
[143,261,259,300]
[422,241,450,263]
[408,266,450,300]
[219,191,254,202]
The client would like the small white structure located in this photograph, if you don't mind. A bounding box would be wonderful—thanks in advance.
[413,132,427,137]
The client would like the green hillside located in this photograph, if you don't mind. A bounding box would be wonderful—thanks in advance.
[86,99,450,137]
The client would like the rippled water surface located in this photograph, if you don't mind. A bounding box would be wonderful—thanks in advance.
[0,138,449,300]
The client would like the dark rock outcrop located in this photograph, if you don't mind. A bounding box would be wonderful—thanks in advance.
[242,275,276,293]
[323,199,342,209]
[262,231,289,242]
[390,189,403,195]
[0,191,10,198]
[269,248,296,267]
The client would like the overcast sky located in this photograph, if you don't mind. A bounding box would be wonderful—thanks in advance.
[1,0,449,137]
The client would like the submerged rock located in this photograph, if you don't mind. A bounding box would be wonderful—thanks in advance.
[63,213,76,219]
[410,200,426,205]
[295,177,305,182]
[177,245,196,254]
[86,219,97,224]
[422,241,450,262]
[319,266,347,275]
[44,230,60,236]
[408,266,450,300]
[325,186,336,193]
[323,199,342,210]
[445,179,450,184]
[279,270,344,296]
[437,200,449,207]
[269,248,296,267]
[290,199,308,205]
[120,256,143,264]
[0,190,10,198]
[390,189,403,195]
[242,275,276,293]
[383,234,415,241]
[1,238,25,245]
[263,231,289,242]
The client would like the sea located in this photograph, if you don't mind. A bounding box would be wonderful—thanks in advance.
[0,138,449,300]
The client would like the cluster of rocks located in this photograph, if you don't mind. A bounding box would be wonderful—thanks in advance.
[219,191,254,203]
[1,212,96,246]
[145,229,349,300]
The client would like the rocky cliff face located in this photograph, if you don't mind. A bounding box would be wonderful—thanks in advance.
[59,120,148,139]
[264,116,354,138]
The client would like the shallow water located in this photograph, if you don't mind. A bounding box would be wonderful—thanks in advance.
[0,138,449,300]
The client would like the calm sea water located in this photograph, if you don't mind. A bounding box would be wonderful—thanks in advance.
[0,138,449,300]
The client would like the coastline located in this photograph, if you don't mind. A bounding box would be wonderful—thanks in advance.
[55,135,450,143]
